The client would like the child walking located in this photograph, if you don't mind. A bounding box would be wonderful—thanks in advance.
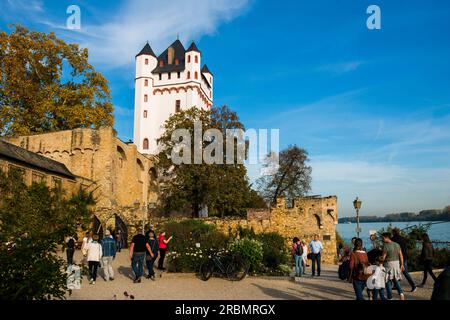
[367,256,387,300]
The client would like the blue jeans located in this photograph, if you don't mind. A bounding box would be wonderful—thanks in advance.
[131,252,145,279]
[294,255,303,276]
[373,288,386,300]
[352,280,366,300]
[311,253,321,276]
[403,259,416,289]
[386,279,403,299]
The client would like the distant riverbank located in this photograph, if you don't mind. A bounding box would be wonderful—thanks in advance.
[336,221,450,246]
[338,209,449,224]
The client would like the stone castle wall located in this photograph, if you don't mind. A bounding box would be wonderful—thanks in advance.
[147,195,338,264]
[4,127,159,236]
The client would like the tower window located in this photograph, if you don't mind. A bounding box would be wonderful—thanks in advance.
[144,95,148,102]
[194,71,198,80]
[143,138,149,150]
[175,100,181,113]
[188,55,191,63]
[144,79,148,86]
[187,71,191,79]
[159,73,162,80]
[168,73,171,80]
[177,72,181,78]
[175,58,179,65]
[168,46,174,65]
[143,110,148,118]
[145,59,149,65]
[195,55,198,63]
[159,60,164,67]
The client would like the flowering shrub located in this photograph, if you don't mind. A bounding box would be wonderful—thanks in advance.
[163,220,228,272]
[229,238,263,271]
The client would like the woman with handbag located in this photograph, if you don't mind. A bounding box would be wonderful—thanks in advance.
[348,238,371,300]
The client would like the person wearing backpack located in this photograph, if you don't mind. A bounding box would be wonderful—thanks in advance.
[292,237,303,277]
[348,238,371,300]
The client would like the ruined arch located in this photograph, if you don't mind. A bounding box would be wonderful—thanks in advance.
[313,214,323,229]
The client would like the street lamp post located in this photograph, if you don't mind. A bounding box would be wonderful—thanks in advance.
[353,197,362,238]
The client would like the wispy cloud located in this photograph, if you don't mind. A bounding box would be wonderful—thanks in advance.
[1,0,251,69]
[315,61,365,76]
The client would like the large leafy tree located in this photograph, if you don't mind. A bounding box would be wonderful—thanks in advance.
[156,106,265,217]
[256,145,312,205]
[0,169,95,299]
[0,25,113,136]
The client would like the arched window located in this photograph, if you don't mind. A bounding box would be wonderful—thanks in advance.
[159,60,164,67]
[145,59,149,65]
[143,138,149,150]
[195,55,198,63]
[143,110,148,118]
[194,71,198,80]
[117,146,127,168]
[187,55,191,63]
[144,94,148,102]
[187,71,191,79]
[144,79,148,86]
[175,58,179,65]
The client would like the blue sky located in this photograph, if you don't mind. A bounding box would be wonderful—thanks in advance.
[1,0,449,217]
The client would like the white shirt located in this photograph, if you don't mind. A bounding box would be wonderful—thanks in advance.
[86,241,102,262]
[366,265,386,289]
[309,240,323,254]
[301,244,308,258]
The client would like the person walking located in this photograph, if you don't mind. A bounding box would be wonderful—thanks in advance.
[146,231,159,280]
[366,255,387,300]
[292,237,303,277]
[101,230,116,281]
[66,235,76,265]
[157,231,173,270]
[130,227,153,283]
[86,234,102,285]
[419,233,437,286]
[392,228,417,292]
[301,240,308,274]
[116,230,123,253]
[309,234,323,277]
[81,232,92,264]
[348,238,370,300]
[381,232,405,300]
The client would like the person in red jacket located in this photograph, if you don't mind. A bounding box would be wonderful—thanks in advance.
[157,232,173,270]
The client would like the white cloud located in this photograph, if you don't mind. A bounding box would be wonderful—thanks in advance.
[316,61,365,76]
[59,0,251,69]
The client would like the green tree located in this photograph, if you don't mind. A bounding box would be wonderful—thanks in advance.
[0,169,95,299]
[0,25,113,136]
[256,145,312,205]
[156,106,256,217]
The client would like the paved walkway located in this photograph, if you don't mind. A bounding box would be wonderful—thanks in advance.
[66,249,437,300]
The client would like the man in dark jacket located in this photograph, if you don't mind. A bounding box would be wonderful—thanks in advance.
[392,228,417,292]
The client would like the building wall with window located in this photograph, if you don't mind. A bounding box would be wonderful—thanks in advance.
[4,127,159,235]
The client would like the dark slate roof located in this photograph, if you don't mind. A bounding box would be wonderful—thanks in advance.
[136,42,156,58]
[186,42,201,53]
[152,40,186,74]
[0,139,75,179]
[201,64,213,75]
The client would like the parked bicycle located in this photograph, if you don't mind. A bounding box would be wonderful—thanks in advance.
[199,252,249,281]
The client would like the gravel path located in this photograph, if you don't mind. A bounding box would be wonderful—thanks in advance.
[65,249,436,300]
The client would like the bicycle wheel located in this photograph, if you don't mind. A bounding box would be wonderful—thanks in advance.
[226,255,249,281]
[200,260,214,281]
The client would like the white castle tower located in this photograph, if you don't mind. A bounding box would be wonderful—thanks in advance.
[133,40,214,154]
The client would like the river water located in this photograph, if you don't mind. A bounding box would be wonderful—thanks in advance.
[336,221,450,247]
